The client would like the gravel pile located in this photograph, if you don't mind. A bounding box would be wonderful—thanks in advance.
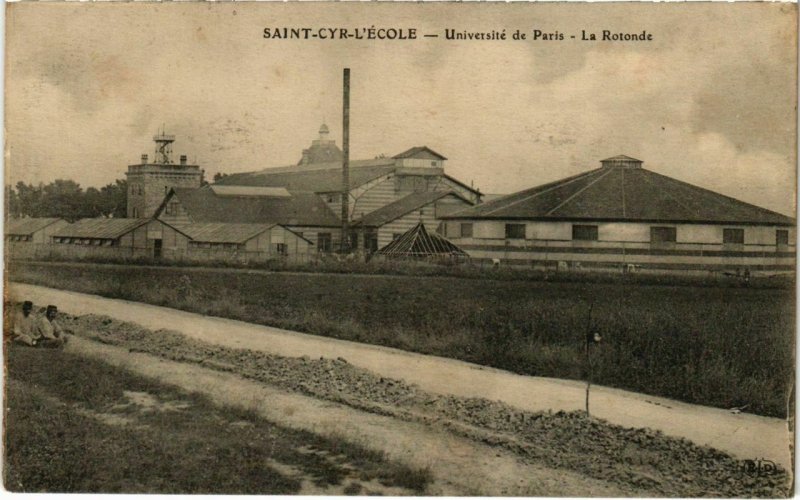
[65,312,789,497]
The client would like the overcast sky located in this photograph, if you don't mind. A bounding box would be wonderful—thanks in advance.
[5,2,797,215]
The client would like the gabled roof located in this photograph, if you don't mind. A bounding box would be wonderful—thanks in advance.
[444,161,795,226]
[393,146,448,161]
[5,217,65,236]
[353,191,471,228]
[52,218,150,239]
[215,159,397,192]
[376,222,468,257]
[166,222,276,244]
[161,187,341,227]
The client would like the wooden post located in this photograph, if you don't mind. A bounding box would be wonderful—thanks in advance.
[341,68,350,253]
[584,302,594,415]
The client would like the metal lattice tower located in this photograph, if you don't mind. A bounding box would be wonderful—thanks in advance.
[153,127,175,164]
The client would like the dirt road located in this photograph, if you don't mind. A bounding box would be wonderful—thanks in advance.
[67,336,636,496]
[10,282,793,469]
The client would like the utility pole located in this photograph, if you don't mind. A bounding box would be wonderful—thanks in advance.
[341,68,350,253]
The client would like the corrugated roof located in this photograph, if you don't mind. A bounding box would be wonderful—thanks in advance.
[165,187,341,227]
[53,218,150,239]
[210,185,291,198]
[444,162,795,226]
[215,159,397,192]
[354,191,470,227]
[167,222,276,244]
[376,222,468,257]
[5,218,65,236]
[393,146,448,160]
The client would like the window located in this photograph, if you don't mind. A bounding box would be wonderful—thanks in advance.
[132,207,139,218]
[276,243,287,256]
[460,223,473,238]
[572,225,598,241]
[318,233,332,253]
[777,229,789,246]
[505,224,526,239]
[165,201,179,216]
[650,226,677,243]
[723,228,744,245]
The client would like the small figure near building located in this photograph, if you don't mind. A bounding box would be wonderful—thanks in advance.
[35,305,68,348]
[9,301,37,346]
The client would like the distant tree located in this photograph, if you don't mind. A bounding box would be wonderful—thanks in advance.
[213,172,229,183]
[97,179,128,218]
[6,178,128,221]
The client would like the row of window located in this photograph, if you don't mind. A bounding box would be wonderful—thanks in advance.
[53,237,115,246]
[185,242,289,255]
[6,235,33,242]
[452,223,791,246]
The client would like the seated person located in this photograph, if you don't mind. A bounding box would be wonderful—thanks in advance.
[10,301,38,346]
[34,305,68,348]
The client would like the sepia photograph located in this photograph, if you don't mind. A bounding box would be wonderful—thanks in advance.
[2,1,797,496]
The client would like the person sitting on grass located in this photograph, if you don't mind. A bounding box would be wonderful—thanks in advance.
[10,301,38,346]
[33,305,68,348]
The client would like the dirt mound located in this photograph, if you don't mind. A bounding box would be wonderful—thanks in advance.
[64,312,789,497]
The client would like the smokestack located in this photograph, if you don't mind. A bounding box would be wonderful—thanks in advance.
[341,68,350,252]
[141,154,148,163]
[180,155,187,165]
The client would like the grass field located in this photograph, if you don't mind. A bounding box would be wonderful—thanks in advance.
[3,345,432,494]
[9,262,795,418]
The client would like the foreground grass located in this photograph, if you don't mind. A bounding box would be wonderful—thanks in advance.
[10,262,795,417]
[3,346,432,494]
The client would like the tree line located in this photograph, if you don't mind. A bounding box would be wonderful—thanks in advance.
[6,179,128,221]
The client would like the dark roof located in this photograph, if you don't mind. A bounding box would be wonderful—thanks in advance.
[354,191,470,227]
[444,163,795,226]
[393,146,448,161]
[167,222,276,244]
[162,187,341,227]
[5,218,65,236]
[53,218,150,239]
[376,222,468,257]
[299,142,343,165]
[215,159,396,192]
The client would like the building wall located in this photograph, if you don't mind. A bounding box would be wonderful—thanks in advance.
[444,219,796,271]
[285,226,342,253]
[324,171,480,221]
[127,165,202,218]
[375,205,440,249]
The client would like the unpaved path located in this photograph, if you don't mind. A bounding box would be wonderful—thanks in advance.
[65,336,637,497]
[10,282,792,469]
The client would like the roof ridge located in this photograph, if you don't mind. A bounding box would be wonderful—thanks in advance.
[545,168,615,216]
[481,168,604,216]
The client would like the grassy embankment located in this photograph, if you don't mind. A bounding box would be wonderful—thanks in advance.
[10,262,795,418]
[3,346,432,494]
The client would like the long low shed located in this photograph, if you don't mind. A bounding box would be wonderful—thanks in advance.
[160,221,313,262]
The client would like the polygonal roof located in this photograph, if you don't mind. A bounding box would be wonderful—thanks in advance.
[445,159,794,226]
